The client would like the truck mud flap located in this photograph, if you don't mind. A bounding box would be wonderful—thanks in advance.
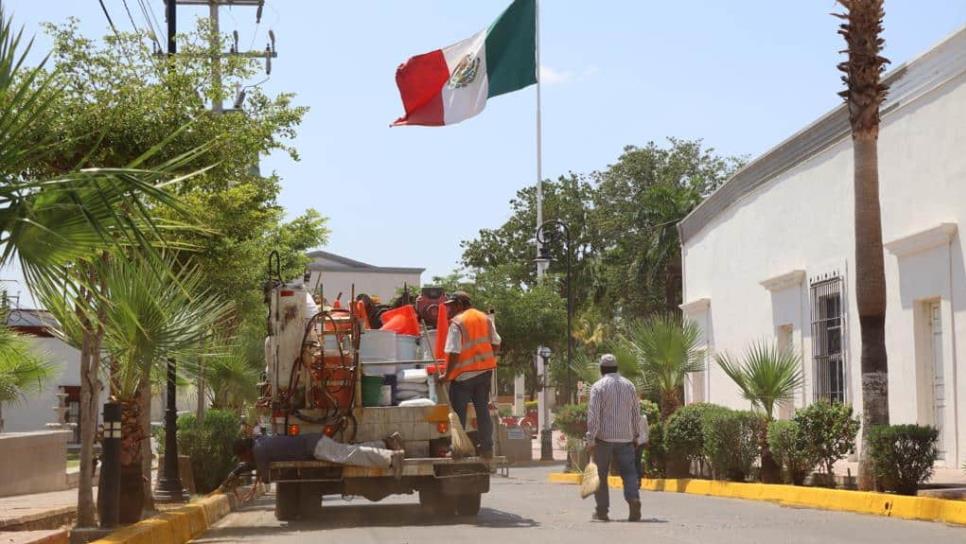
[434,462,490,496]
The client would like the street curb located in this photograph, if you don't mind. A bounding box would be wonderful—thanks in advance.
[88,487,259,544]
[547,473,966,526]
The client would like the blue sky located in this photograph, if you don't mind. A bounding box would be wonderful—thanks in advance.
[2,1,965,305]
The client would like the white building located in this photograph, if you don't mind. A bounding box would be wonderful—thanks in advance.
[305,251,424,305]
[679,27,966,469]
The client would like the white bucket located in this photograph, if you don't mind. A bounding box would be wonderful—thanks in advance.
[360,329,396,361]
[361,361,396,377]
[396,334,418,361]
[379,385,392,407]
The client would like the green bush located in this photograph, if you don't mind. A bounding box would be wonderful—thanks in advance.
[702,408,760,482]
[868,424,939,496]
[641,398,660,425]
[524,400,539,412]
[176,410,241,494]
[664,403,726,477]
[553,403,588,439]
[643,419,667,478]
[767,420,818,485]
[793,401,860,480]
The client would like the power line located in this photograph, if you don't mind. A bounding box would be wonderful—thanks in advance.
[96,0,122,38]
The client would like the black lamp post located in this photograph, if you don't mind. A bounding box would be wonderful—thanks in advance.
[538,346,553,461]
[536,220,575,404]
[155,358,187,503]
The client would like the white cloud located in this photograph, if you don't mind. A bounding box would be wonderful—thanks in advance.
[540,65,574,85]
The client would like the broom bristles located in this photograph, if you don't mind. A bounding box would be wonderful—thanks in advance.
[449,412,476,457]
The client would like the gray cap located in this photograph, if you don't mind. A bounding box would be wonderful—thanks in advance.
[599,354,618,368]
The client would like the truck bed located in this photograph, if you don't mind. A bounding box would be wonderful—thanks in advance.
[270,456,505,479]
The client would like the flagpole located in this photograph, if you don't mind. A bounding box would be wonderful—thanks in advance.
[532,0,553,462]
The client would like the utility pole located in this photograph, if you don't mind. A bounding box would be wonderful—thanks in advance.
[174,0,275,113]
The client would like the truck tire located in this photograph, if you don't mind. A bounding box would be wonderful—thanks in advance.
[298,483,323,519]
[275,482,300,521]
[455,493,482,516]
[419,489,456,517]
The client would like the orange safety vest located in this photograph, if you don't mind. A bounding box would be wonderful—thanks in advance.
[448,308,497,381]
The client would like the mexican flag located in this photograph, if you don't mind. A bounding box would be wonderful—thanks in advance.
[392,0,537,127]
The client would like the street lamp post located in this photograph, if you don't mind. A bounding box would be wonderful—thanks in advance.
[538,346,553,461]
[155,358,187,503]
[536,220,575,404]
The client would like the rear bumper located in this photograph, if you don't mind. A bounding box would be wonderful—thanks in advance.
[270,456,501,482]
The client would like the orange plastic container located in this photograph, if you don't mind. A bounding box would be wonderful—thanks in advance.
[379,305,419,336]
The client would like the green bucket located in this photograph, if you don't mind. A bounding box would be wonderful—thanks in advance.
[362,375,384,407]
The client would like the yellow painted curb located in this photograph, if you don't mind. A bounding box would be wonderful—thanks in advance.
[548,473,966,526]
[91,493,236,544]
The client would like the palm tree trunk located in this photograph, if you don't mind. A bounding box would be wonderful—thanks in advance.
[854,133,889,490]
[118,394,145,523]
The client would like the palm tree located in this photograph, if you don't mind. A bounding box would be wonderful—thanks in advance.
[716,341,805,483]
[835,0,890,491]
[46,254,232,522]
[1,10,205,526]
[0,320,54,433]
[622,315,704,419]
[715,342,804,420]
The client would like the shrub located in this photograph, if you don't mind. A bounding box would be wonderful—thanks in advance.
[664,403,726,477]
[524,400,539,412]
[702,408,760,481]
[553,403,588,439]
[767,420,818,485]
[643,419,667,478]
[868,424,939,496]
[176,410,241,494]
[794,401,860,479]
[641,398,660,425]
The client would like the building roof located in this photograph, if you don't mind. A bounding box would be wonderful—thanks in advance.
[5,308,57,337]
[306,250,425,275]
[678,25,966,245]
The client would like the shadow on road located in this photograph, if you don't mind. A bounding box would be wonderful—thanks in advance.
[196,496,539,541]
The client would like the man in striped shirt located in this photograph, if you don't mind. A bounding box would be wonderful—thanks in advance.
[585,354,643,522]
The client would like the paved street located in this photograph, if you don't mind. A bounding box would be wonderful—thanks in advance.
[194,466,964,543]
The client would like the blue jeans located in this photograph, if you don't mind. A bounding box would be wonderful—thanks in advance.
[449,371,493,453]
[594,440,640,514]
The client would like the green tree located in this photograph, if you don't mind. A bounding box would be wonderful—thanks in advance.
[1,10,211,526]
[834,0,891,491]
[621,315,704,420]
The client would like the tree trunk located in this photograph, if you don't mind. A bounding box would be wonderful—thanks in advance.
[665,245,683,316]
[853,134,889,490]
[76,329,100,527]
[118,394,145,523]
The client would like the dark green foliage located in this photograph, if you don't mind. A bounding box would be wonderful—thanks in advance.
[553,403,588,439]
[176,410,241,494]
[793,401,860,479]
[767,420,819,485]
[664,403,725,477]
[868,424,939,496]
[643,419,667,478]
[702,408,760,482]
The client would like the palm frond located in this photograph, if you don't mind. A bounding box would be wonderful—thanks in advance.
[621,315,704,396]
[715,341,804,419]
[0,323,54,405]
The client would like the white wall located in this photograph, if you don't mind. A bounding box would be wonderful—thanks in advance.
[2,336,81,433]
[682,72,966,468]
[307,270,422,305]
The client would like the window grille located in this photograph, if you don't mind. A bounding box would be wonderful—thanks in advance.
[811,278,846,403]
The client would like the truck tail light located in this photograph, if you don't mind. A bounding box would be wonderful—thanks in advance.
[288,424,300,436]
[323,425,336,437]
[436,422,449,434]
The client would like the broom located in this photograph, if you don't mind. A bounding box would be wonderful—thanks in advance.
[421,321,476,458]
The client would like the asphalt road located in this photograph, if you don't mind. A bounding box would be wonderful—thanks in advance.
[194,466,965,544]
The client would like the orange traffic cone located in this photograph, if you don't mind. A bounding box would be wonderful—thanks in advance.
[434,303,449,364]
[379,305,420,336]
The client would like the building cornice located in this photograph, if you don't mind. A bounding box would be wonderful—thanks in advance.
[885,223,958,257]
[680,298,711,315]
[760,270,806,292]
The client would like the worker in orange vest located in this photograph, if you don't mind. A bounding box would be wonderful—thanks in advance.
[439,291,501,459]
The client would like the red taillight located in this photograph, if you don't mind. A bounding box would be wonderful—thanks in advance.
[280,290,295,297]
[323,425,336,437]
[436,422,449,434]
[288,424,300,436]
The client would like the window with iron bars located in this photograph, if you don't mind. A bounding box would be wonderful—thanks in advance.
[811,278,846,403]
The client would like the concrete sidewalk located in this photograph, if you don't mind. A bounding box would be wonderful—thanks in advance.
[0,488,83,532]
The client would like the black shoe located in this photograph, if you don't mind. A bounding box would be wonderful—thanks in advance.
[592,511,610,522]
[628,499,641,522]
